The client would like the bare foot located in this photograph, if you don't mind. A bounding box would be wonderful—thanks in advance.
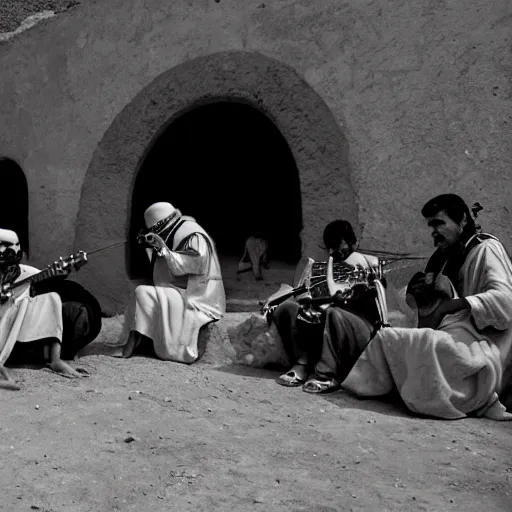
[121,331,142,358]
[483,400,512,421]
[49,360,86,379]
[0,366,20,390]
[122,340,136,358]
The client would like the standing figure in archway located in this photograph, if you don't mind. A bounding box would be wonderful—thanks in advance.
[121,202,226,363]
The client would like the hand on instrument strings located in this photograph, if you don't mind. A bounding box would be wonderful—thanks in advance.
[46,258,73,279]
[332,283,367,306]
[144,233,167,253]
[407,272,435,297]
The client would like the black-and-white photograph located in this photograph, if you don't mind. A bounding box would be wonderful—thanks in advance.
[1,1,511,510]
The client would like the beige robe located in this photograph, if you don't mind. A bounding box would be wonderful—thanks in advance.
[0,265,63,365]
[125,218,226,363]
[343,238,512,419]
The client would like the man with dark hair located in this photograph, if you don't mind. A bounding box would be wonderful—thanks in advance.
[342,194,512,420]
[273,219,385,393]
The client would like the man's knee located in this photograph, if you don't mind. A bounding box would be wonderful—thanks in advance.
[273,301,300,325]
[62,301,89,332]
[325,306,347,322]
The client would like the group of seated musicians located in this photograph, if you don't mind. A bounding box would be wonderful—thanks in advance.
[1,195,511,420]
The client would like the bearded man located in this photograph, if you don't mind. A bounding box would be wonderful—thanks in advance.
[121,202,226,363]
[343,194,512,420]
[0,228,101,382]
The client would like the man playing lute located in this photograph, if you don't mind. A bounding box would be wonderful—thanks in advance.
[343,194,512,420]
[0,228,101,385]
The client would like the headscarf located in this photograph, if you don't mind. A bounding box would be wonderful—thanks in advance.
[139,202,183,244]
[0,228,22,286]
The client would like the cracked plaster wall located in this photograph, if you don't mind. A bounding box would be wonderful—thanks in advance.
[0,0,510,312]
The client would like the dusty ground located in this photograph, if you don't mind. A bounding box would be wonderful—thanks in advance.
[1,312,512,512]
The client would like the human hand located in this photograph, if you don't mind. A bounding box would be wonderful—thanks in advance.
[47,258,72,278]
[0,282,13,303]
[143,233,166,252]
[407,272,430,294]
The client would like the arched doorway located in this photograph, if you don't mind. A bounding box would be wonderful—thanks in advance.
[128,102,302,278]
[128,102,303,297]
[0,158,29,256]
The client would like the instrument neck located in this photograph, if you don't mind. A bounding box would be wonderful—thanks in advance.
[12,267,54,290]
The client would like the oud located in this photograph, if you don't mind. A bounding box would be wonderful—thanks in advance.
[0,251,88,304]
[405,271,454,329]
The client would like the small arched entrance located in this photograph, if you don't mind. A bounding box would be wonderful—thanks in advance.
[128,102,303,299]
[129,102,303,304]
[0,158,29,256]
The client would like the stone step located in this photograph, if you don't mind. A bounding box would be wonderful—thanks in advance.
[81,312,288,369]
[226,298,262,312]
[82,307,413,369]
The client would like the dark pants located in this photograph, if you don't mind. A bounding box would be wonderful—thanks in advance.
[60,301,95,360]
[273,300,374,382]
[9,300,97,362]
[9,279,102,363]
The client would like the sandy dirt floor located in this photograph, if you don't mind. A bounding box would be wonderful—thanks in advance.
[1,313,511,512]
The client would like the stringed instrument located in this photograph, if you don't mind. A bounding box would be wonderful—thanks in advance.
[260,255,388,326]
[0,251,88,304]
[405,271,454,329]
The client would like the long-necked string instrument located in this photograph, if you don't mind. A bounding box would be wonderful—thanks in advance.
[0,240,129,304]
[0,251,88,303]
[260,250,429,326]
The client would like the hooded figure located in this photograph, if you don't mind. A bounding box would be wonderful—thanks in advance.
[121,202,226,363]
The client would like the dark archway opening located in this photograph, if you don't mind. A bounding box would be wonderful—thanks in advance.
[0,158,29,257]
[128,102,303,298]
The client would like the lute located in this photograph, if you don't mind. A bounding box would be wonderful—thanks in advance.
[0,251,88,304]
[405,271,454,329]
[260,256,387,325]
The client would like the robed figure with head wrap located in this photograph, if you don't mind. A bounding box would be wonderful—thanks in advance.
[0,228,101,383]
[342,194,512,420]
[120,202,226,363]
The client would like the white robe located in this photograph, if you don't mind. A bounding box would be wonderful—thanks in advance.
[0,265,63,365]
[343,238,512,419]
[124,218,226,363]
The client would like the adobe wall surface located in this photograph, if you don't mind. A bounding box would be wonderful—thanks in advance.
[0,0,510,312]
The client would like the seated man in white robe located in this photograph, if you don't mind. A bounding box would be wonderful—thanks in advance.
[342,194,512,420]
[121,202,226,363]
[0,229,98,384]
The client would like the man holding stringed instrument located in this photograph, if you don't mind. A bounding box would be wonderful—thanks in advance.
[0,228,101,384]
[342,194,512,420]
[268,220,388,394]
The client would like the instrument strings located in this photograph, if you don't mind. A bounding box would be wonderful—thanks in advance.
[86,240,128,256]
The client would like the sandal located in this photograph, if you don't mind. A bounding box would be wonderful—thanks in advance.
[302,378,340,394]
[276,363,308,387]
